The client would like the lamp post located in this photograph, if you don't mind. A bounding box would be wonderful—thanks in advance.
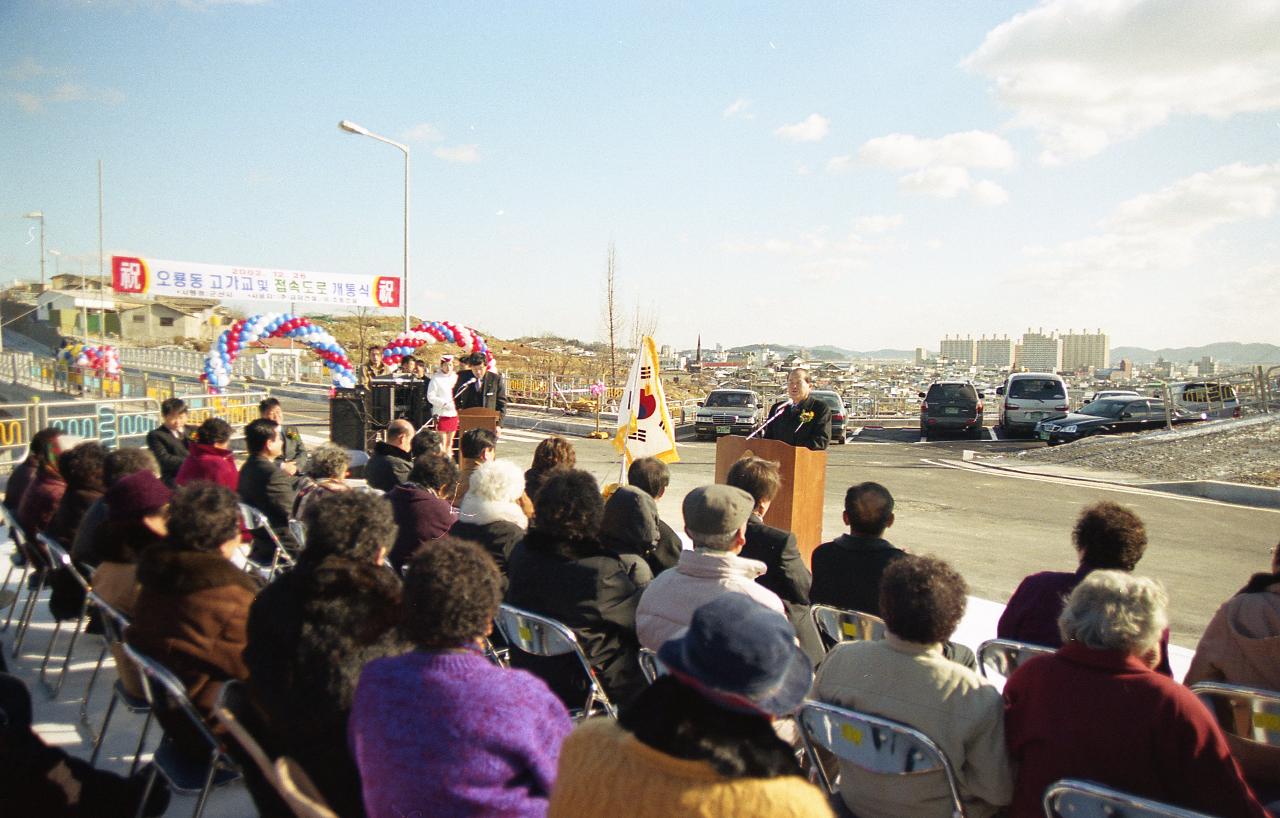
[23,211,44,291]
[338,120,411,333]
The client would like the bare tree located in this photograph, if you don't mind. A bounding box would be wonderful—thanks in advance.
[629,298,659,351]
[602,242,626,388]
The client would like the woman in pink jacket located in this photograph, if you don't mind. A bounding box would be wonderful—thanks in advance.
[175,417,238,491]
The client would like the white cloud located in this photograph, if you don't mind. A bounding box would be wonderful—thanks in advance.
[722,97,754,119]
[971,180,1010,206]
[433,144,480,163]
[774,113,830,143]
[796,164,813,176]
[4,58,57,82]
[825,154,854,174]
[899,166,972,199]
[964,0,1280,163]
[852,214,904,234]
[404,123,444,143]
[858,130,1015,170]
[7,82,123,112]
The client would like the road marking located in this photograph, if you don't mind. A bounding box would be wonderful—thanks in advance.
[921,458,1280,514]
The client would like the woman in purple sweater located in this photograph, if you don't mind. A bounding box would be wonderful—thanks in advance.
[350,536,573,818]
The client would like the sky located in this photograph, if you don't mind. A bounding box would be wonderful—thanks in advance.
[1,0,1278,353]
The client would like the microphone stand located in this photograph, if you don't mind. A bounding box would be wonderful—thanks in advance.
[745,400,792,440]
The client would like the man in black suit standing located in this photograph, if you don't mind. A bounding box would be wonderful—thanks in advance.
[454,353,507,425]
[762,368,831,450]
[726,454,823,664]
[237,418,299,563]
[258,397,307,476]
[146,398,189,487]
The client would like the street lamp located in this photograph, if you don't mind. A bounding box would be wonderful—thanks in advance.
[23,211,44,291]
[338,120,411,333]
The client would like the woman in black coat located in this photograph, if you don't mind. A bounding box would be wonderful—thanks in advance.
[243,491,409,818]
[449,459,528,589]
[505,469,647,709]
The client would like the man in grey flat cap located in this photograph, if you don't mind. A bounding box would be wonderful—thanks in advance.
[636,484,788,650]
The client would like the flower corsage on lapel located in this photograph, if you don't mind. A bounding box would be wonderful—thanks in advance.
[798,410,815,425]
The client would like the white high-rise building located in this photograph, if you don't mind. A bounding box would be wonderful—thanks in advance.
[975,336,1015,369]
[1016,330,1063,372]
[1061,329,1110,373]
[939,335,976,365]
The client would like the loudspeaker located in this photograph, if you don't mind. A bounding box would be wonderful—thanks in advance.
[369,380,427,428]
[330,389,371,451]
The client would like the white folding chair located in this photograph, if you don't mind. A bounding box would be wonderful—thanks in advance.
[1188,680,1280,751]
[0,505,32,631]
[123,643,242,818]
[11,532,57,656]
[810,604,887,653]
[1043,778,1220,818]
[239,503,295,581]
[976,638,1055,683]
[494,603,616,720]
[797,699,968,818]
[637,647,666,685]
[88,594,152,773]
[38,537,94,696]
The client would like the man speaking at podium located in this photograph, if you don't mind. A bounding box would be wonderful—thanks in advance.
[763,368,831,450]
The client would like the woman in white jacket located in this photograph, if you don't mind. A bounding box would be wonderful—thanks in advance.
[427,355,460,455]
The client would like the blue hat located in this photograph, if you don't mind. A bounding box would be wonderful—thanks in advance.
[657,594,812,717]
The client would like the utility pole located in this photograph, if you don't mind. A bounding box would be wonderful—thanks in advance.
[98,160,106,346]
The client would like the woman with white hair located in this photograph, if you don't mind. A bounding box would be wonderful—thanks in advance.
[1003,571,1266,818]
[449,459,528,587]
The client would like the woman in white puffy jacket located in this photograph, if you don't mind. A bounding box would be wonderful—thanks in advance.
[426,355,460,454]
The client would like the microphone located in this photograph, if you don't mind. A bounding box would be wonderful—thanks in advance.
[745,399,792,440]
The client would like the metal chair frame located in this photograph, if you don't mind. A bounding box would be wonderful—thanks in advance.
[1188,680,1280,748]
[975,638,1055,681]
[1,506,32,631]
[38,536,95,696]
[123,643,242,818]
[11,530,56,656]
[797,699,968,818]
[287,519,307,550]
[637,647,665,685]
[494,603,617,720]
[1042,778,1220,818]
[239,503,295,582]
[88,593,153,773]
[810,604,887,652]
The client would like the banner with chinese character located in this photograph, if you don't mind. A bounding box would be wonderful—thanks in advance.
[612,336,680,466]
[111,256,401,308]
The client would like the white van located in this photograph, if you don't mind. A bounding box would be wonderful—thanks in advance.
[997,372,1070,438]
[1167,382,1240,419]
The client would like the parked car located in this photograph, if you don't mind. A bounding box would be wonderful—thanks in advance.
[1090,389,1142,401]
[810,389,848,443]
[694,389,763,440]
[1167,381,1241,419]
[918,380,984,440]
[1035,397,1204,445]
[997,372,1070,438]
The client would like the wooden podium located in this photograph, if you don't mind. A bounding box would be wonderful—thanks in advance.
[715,435,827,566]
[457,407,501,436]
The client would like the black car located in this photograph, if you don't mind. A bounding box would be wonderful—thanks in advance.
[694,389,763,440]
[1035,397,1204,445]
[810,390,848,444]
[919,381,984,440]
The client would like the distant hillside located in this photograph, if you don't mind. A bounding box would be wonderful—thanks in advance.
[726,343,914,361]
[1111,342,1280,366]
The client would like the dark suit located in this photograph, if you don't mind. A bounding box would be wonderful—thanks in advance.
[742,514,823,665]
[455,370,507,422]
[763,395,831,450]
[809,533,907,617]
[275,424,308,474]
[146,426,190,486]
[237,456,299,563]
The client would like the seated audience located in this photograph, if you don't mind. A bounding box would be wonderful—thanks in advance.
[175,417,238,490]
[16,433,68,544]
[411,427,444,458]
[636,485,786,651]
[1004,571,1267,818]
[5,428,63,517]
[598,485,663,584]
[453,427,497,507]
[0,673,170,817]
[809,481,905,616]
[71,447,159,566]
[145,397,189,487]
[998,501,1171,674]
[449,459,528,585]
[237,418,299,563]
[626,456,684,570]
[815,555,1012,818]
[126,483,258,747]
[351,537,572,818]
[45,441,106,546]
[365,419,414,492]
[245,491,408,818]
[525,435,575,504]
[386,453,459,571]
[548,594,833,818]
[90,471,172,618]
[1185,541,1280,799]
[291,442,351,520]
[506,469,647,707]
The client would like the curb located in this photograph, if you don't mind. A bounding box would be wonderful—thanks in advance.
[957,455,1280,510]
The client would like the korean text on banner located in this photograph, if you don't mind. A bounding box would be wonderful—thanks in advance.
[111,256,401,309]
[612,336,679,466]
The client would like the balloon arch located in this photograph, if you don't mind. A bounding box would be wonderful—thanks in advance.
[381,321,494,370]
[201,313,356,392]
[58,342,121,376]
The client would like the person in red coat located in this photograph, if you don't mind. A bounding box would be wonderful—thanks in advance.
[175,417,239,491]
[16,438,68,544]
[1003,570,1266,818]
